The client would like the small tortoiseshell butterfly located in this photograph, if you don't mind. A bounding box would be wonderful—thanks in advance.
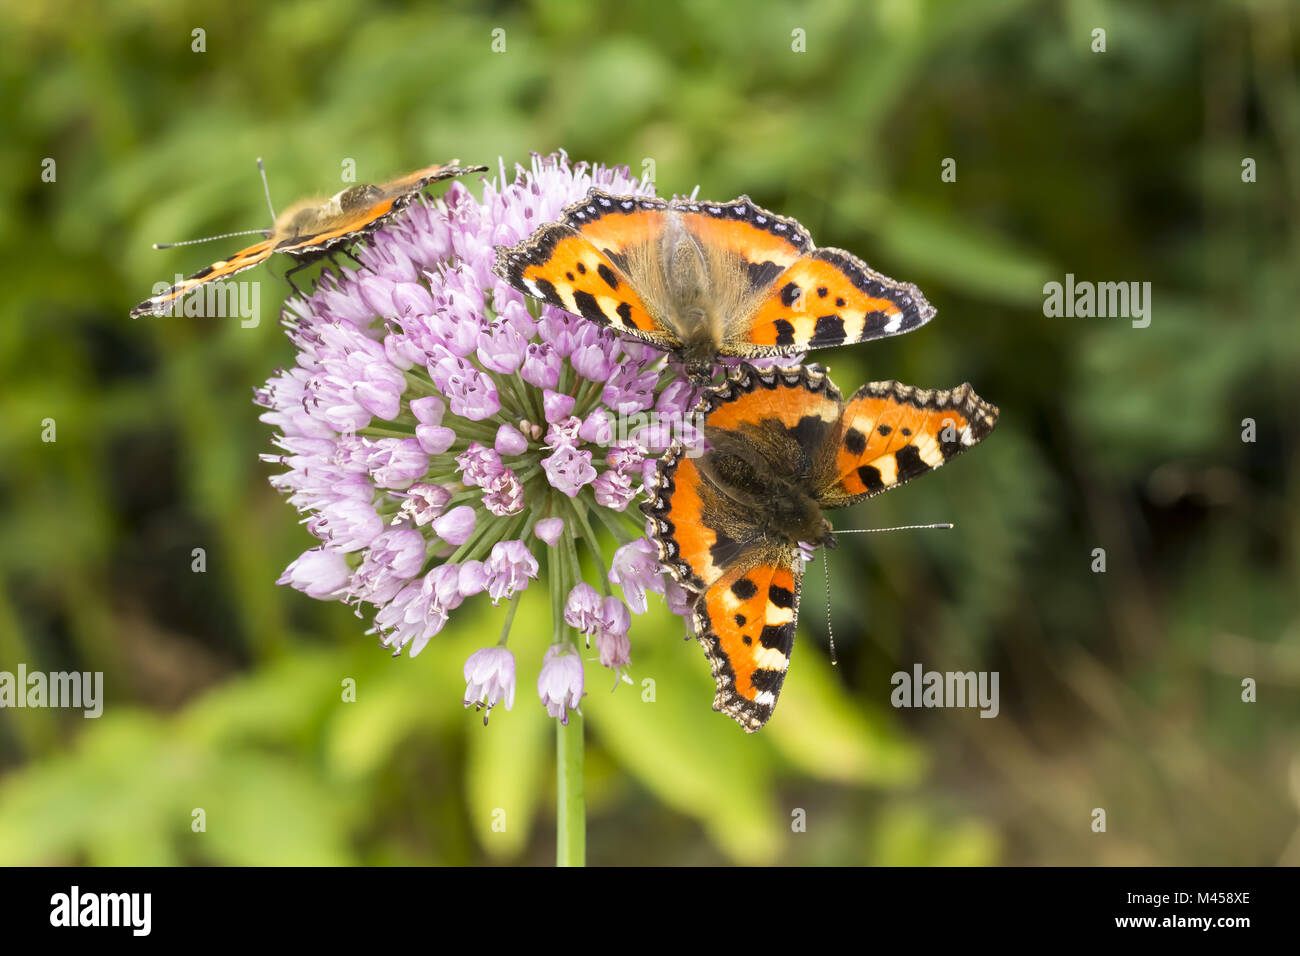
[642,363,998,732]
[494,189,935,382]
[131,160,487,318]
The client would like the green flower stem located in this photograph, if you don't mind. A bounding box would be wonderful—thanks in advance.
[443,418,499,443]
[567,498,612,596]
[446,512,508,564]
[561,527,583,592]
[556,709,585,867]
[590,500,641,544]
[402,370,441,395]
[358,425,420,439]
[443,488,481,509]
[572,378,602,416]
[498,591,521,644]
[548,546,564,644]
[491,369,531,421]
[548,538,586,867]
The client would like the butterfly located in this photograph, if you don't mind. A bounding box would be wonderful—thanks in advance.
[131,160,487,318]
[494,189,935,382]
[641,362,998,732]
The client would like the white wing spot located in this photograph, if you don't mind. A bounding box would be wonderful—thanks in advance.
[752,646,789,671]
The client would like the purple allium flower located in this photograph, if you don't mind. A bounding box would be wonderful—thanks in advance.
[602,362,658,415]
[397,482,451,526]
[593,469,636,511]
[595,595,633,685]
[564,582,605,636]
[537,645,585,725]
[665,577,695,620]
[458,559,488,598]
[542,445,597,498]
[433,505,476,546]
[482,468,524,516]
[373,572,449,658]
[258,151,708,725]
[456,442,504,488]
[431,352,500,420]
[484,540,539,603]
[606,440,645,475]
[278,547,351,599]
[494,423,528,456]
[410,396,445,425]
[348,528,427,604]
[306,497,384,551]
[521,342,561,390]
[463,647,517,724]
[579,409,612,445]
[534,517,564,546]
[570,325,618,381]
[367,438,429,489]
[609,538,666,614]
[416,425,457,455]
[596,630,632,681]
[543,389,577,424]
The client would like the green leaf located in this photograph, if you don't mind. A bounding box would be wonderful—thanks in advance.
[872,202,1056,306]
[589,602,782,864]
[767,648,927,787]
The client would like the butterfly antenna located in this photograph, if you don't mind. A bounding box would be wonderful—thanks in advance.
[832,523,954,535]
[152,228,270,249]
[821,523,954,661]
[822,548,837,666]
[257,157,277,221]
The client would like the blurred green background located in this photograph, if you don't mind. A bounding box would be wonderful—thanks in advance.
[1,0,1297,865]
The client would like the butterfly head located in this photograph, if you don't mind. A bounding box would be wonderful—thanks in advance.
[682,354,717,386]
[820,521,839,551]
[759,481,835,553]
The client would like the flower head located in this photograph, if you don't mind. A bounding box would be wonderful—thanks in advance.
[257,152,726,725]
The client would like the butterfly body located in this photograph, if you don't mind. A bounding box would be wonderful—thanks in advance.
[495,190,936,383]
[132,161,487,318]
[697,420,838,552]
[643,363,998,731]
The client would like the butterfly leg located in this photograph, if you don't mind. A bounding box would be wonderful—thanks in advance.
[282,257,317,297]
[339,246,369,270]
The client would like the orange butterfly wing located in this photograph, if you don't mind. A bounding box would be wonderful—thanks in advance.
[699,362,842,439]
[695,559,802,732]
[493,191,678,347]
[818,380,999,509]
[737,247,936,354]
[129,238,275,318]
[672,195,811,284]
[375,161,487,196]
[275,162,487,256]
[643,449,729,594]
[644,443,804,733]
[272,201,402,255]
